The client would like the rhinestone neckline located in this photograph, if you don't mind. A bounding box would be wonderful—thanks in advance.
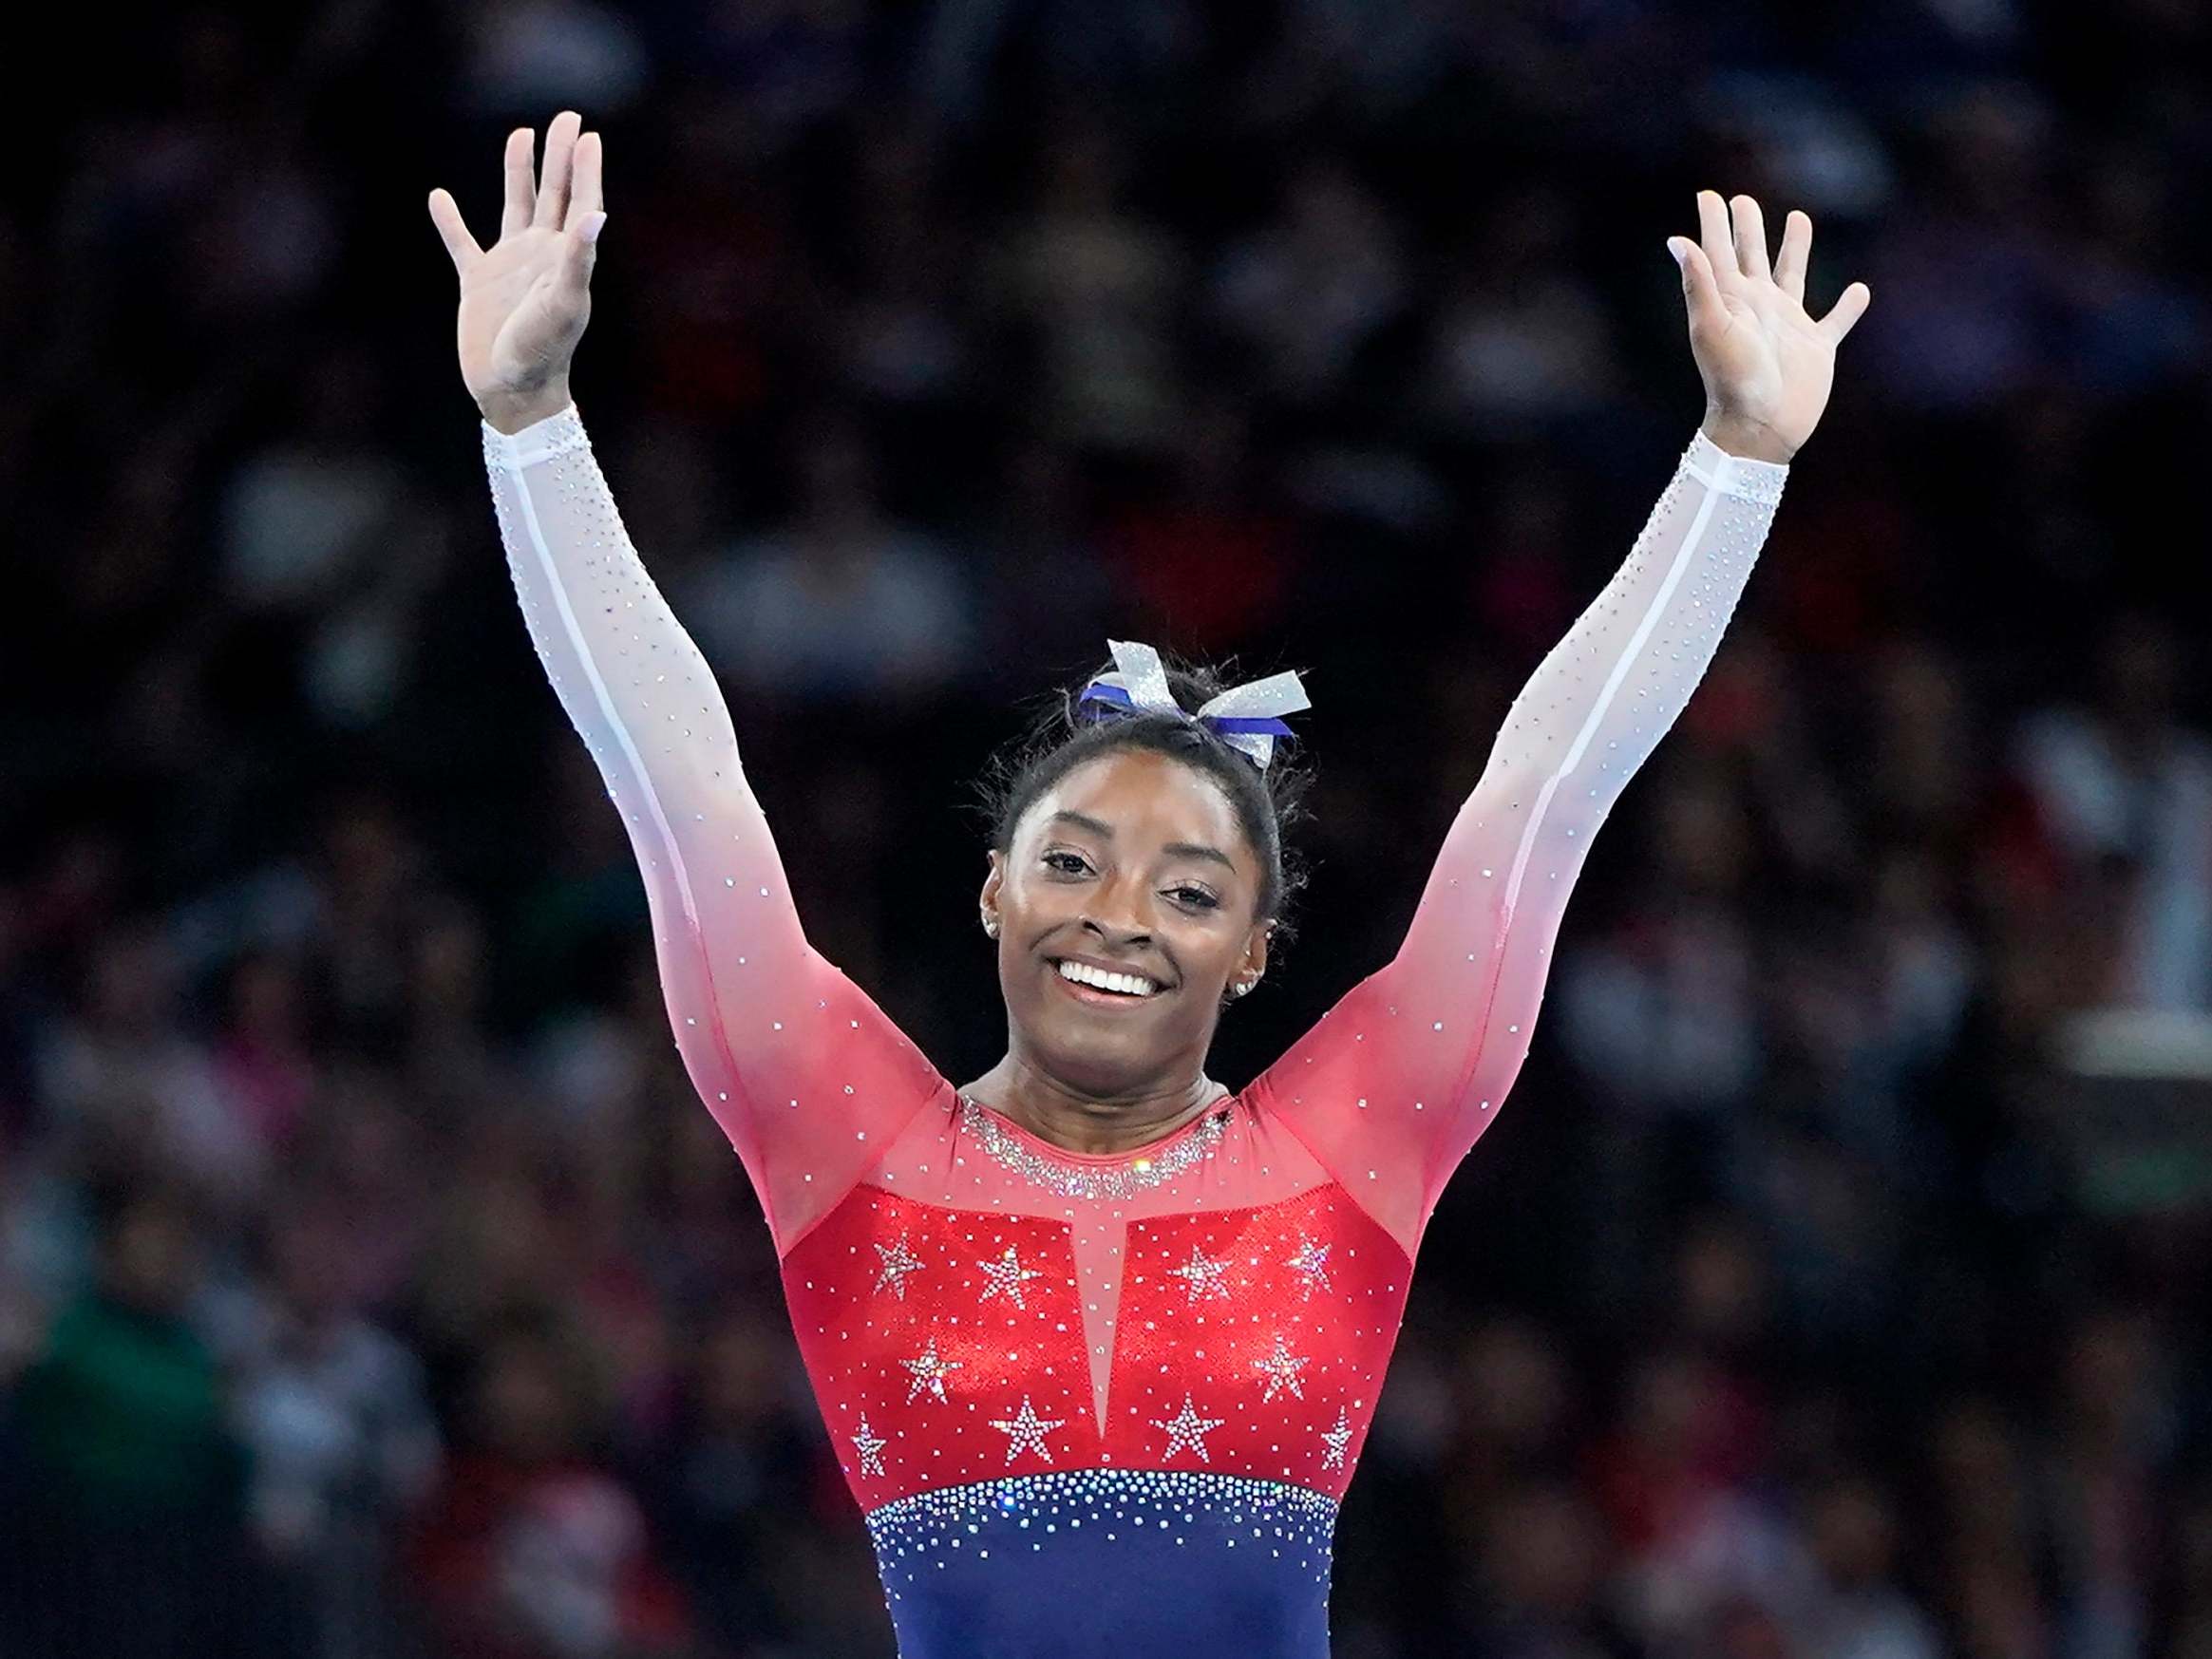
[955,1095,1232,1199]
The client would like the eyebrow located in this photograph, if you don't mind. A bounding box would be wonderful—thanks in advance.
[1045,811,1239,873]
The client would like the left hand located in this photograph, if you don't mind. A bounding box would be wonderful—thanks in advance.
[1670,191,1871,464]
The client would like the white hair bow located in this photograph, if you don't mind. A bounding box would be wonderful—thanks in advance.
[1077,639,1310,770]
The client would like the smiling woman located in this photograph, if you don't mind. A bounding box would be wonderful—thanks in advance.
[964,651,1313,1146]
[435,110,1867,1659]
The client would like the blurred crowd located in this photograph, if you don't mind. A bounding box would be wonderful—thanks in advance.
[6,0,2212,1655]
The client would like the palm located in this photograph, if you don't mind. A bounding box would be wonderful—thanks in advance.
[1670,192,1871,459]
[459,228,581,401]
[428,112,606,412]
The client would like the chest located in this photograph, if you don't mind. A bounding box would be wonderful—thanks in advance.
[780,1121,1412,1512]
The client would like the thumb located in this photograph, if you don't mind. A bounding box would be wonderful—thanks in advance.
[1668,236,1730,338]
[563,212,606,292]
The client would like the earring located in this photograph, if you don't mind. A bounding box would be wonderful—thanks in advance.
[982,914,999,939]
[1231,979,1253,997]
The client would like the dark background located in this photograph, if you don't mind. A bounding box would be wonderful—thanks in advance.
[4,1,2211,1654]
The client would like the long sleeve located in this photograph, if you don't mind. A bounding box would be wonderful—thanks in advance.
[483,405,944,1254]
[1253,429,1787,1254]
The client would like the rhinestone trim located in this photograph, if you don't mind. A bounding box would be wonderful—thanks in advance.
[956,1096,1230,1198]
[865,1468,1337,1592]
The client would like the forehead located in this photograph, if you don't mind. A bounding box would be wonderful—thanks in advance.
[1020,748,1251,853]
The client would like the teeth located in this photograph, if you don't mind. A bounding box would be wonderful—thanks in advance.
[1057,960,1158,997]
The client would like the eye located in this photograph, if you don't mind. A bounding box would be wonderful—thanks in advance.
[1168,885,1221,911]
[1042,850,1090,877]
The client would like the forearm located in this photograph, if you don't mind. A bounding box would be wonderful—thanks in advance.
[482,401,812,1031]
[1426,428,1786,928]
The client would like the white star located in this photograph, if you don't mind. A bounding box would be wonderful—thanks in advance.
[1151,1394,1227,1462]
[874,1237,925,1300]
[1284,1237,1332,1299]
[976,1246,1045,1310]
[1319,1407,1352,1470]
[901,1337,963,1404]
[988,1395,1067,1464]
[1166,1243,1233,1303]
[1252,1332,1311,1402]
[852,1414,888,1477]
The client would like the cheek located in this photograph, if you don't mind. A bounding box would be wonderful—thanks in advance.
[1002,893,1075,952]
[1168,926,1247,996]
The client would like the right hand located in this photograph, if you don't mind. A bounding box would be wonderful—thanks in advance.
[427,111,604,433]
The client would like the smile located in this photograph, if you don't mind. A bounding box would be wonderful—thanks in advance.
[1050,959,1163,1001]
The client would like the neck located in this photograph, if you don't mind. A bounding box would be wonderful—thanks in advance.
[963,1054,1224,1155]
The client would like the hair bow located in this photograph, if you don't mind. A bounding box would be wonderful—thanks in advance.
[1075,639,1310,770]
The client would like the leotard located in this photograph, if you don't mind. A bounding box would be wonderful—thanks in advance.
[482,406,1786,1658]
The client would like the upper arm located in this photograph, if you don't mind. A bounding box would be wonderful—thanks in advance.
[612,743,946,1254]
[1252,802,1536,1255]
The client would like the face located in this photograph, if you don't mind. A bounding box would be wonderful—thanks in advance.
[982,748,1270,1099]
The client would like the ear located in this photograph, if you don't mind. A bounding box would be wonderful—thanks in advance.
[980,848,1004,930]
[1237,917,1272,993]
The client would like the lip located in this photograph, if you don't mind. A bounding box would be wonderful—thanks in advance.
[1045,955,1172,1009]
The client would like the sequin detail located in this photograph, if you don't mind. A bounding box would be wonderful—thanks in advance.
[956,1096,1230,1198]
[1319,1409,1352,1471]
[1152,1394,1227,1462]
[864,1468,1337,1592]
[852,1415,889,1478]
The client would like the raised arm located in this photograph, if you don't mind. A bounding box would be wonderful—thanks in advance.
[1257,193,1870,1253]
[432,116,942,1253]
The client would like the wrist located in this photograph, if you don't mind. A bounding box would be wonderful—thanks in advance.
[479,378,574,435]
[1700,407,1796,466]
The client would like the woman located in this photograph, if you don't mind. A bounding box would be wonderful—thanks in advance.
[427,112,1868,1659]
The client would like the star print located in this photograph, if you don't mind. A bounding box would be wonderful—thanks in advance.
[1253,1332,1311,1402]
[852,1414,888,1477]
[976,1246,1045,1310]
[1151,1394,1226,1463]
[1320,1407,1352,1470]
[901,1337,963,1404]
[1284,1237,1332,1299]
[874,1237,925,1300]
[988,1396,1066,1464]
[1166,1244,1232,1303]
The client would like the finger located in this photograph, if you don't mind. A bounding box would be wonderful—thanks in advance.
[1818,280,1872,345]
[1669,237,1731,339]
[1696,190,1739,290]
[1773,209,1811,303]
[565,131,603,230]
[562,214,606,295]
[1730,195,1771,283]
[427,189,482,274]
[501,127,535,239]
[535,110,583,229]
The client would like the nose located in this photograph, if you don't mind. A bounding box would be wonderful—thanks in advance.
[1080,871,1152,947]
[1080,914,1152,949]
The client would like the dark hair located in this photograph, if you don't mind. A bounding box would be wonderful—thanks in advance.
[976,651,1313,949]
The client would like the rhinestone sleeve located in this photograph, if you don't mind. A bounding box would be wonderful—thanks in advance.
[1256,431,1787,1251]
[482,405,944,1252]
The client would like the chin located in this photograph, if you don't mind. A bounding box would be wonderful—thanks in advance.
[1029,1017,1174,1096]
[1045,1026,1153,1080]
